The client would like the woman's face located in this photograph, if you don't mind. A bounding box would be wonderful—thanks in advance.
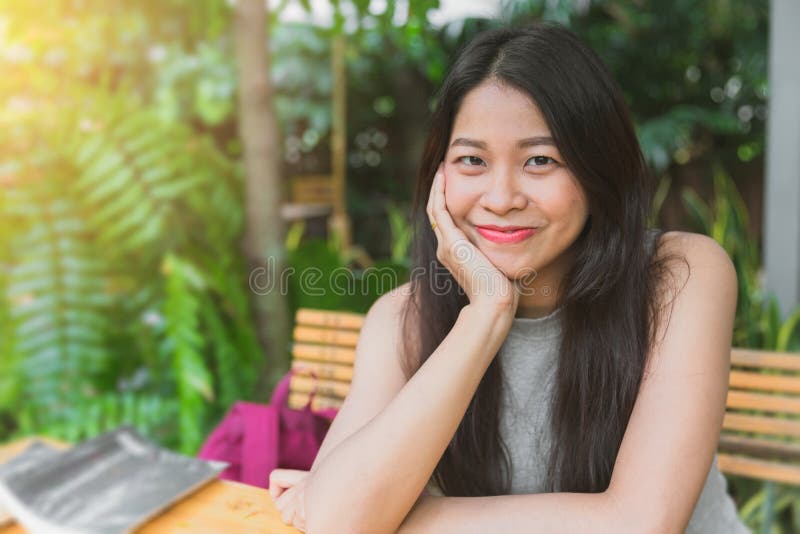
[443,80,590,284]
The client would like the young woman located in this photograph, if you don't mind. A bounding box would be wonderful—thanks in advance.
[270,23,746,533]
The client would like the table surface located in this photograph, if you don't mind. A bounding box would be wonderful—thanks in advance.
[0,438,301,533]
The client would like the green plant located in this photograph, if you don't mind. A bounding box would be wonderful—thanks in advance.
[681,166,800,351]
[386,201,413,266]
[0,87,261,453]
[285,223,408,316]
[0,0,260,452]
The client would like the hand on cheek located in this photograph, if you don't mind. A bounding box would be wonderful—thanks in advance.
[426,161,519,316]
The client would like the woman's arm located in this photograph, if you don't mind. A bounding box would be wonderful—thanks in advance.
[399,232,739,534]
[304,303,512,534]
[399,492,616,533]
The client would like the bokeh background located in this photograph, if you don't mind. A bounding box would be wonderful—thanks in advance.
[1,0,798,530]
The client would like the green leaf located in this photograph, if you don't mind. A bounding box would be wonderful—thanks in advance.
[680,187,712,233]
[777,306,800,352]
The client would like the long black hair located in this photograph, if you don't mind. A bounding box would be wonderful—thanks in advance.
[399,22,683,495]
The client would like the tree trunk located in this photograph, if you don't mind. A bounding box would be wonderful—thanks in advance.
[234,0,290,399]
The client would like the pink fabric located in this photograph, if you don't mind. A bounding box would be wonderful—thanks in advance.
[197,369,339,488]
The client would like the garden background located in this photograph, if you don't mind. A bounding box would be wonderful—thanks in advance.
[1,0,798,530]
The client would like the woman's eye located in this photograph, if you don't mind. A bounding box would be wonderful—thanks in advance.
[526,156,556,167]
[455,155,557,168]
[458,156,486,167]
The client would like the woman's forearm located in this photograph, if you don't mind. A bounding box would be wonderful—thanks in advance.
[397,491,653,534]
[304,304,512,534]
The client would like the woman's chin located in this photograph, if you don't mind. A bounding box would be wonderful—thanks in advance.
[474,243,539,278]
[485,257,538,281]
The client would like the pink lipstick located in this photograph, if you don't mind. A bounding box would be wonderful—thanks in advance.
[475,225,537,244]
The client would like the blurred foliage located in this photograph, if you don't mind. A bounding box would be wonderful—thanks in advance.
[0,0,260,454]
[681,168,800,353]
[285,223,409,315]
[0,80,264,453]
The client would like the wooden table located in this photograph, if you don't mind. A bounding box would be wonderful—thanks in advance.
[0,438,301,533]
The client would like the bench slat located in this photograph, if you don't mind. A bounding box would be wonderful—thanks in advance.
[729,370,800,394]
[731,348,800,371]
[718,433,800,462]
[288,392,344,411]
[296,309,365,330]
[293,326,360,347]
[292,343,356,364]
[722,413,800,438]
[717,453,800,485]
[290,375,351,399]
[726,390,800,415]
[291,360,354,382]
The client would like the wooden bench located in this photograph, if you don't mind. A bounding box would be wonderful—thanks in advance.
[288,308,800,488]
[717,348,800,485]
[288,308,363,411]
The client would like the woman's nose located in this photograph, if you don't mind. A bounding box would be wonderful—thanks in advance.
[478,172,528,214]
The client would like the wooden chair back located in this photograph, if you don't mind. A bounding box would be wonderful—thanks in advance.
[288,308,362,411]
[718,348,800,485]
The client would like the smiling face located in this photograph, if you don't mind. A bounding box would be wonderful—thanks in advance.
[443,79,590,293]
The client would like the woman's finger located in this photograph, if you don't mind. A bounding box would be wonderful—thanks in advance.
[268,469,307,500]
[274,483,296,509]
[431,162,462,239]
[429,166,446,243]
[273,484,306,530]
[270,469,308,484]
[425,164,436,217]
[431,164,475,270]
[294,498,307,532]
[425,164,437,219]
[269,484,284,502]
[281,505,295,526]
[268,469,288,500]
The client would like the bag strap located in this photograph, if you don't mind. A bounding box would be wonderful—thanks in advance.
[272,366,323,410]
[269,370,295,405]
[270,367,338,420]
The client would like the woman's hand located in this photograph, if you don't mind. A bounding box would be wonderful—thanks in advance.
[426,162,520,319]
[269,468,310,532]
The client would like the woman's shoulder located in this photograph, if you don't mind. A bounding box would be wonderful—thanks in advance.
[653,229,722,251]
[649,230,738,343]
[362,282,414,336]
[368,281,415,323]
[363,281,420,376]
[653,230,735,275]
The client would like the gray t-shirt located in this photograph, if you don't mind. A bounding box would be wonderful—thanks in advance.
[425,232,750,533]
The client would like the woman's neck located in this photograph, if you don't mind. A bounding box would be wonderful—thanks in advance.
[514,249,572,319]
[515,299,560,319]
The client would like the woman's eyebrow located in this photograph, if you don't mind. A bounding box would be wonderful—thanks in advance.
[449,136,556,149]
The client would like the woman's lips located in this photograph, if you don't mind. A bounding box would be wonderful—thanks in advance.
[474,225,537,244]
